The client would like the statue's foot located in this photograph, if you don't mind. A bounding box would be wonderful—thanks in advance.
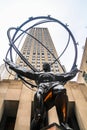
[61,123,73,130]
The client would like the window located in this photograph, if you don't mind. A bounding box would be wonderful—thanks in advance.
[33,52,36,55]
[42,53,44,55]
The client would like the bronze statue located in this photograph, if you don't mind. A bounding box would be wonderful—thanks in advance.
[4,60,78,130]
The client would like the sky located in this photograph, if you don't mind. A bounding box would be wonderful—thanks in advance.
[0,0,87,71]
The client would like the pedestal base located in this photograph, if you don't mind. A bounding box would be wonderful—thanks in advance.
[41,123,61,130]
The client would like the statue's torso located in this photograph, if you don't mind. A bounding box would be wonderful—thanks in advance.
[38,72,55,83]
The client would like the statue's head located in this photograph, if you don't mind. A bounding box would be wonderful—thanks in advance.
[43,62,51,72]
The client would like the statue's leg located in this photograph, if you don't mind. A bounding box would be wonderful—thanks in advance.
[54,86,73,129]
[54,88,68,124]
[31,88,45,130]
[31,118,40,130]
[34,90,44,120]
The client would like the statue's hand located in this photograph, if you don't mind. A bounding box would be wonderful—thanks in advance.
[4,59,18,70]
[70,66,79,76]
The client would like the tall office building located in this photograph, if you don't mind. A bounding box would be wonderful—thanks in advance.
[16,28,64,73]
[0,28,87,130]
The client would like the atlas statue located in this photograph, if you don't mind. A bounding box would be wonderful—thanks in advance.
[4,16,79,130]
[4,60,78,130]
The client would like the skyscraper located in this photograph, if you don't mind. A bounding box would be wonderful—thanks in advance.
[16,28,64,73]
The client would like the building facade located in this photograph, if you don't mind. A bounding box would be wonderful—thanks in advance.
[77,38,87,85]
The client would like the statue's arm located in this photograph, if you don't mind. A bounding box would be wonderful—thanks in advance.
[4,59,37,80]
[55,66,78,82]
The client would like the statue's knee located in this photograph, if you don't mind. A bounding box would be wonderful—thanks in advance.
[34,89,42,97]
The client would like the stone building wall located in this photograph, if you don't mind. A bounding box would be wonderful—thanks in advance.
[77,38,87,85]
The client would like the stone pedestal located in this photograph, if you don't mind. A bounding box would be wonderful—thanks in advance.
[41,123,61,130]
